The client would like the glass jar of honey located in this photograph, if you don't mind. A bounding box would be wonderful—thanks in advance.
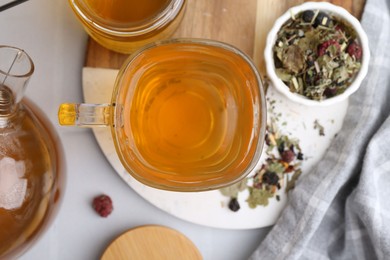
[68,0,187,53]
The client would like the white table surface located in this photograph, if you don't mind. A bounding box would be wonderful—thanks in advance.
[0,1,271,259]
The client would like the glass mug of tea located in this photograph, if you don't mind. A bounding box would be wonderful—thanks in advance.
[59,39,266,191]
[68,0,187,53]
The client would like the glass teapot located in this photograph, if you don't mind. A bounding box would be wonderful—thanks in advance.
[0,46,65,258]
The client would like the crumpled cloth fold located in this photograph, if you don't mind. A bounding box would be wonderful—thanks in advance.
[250,0,390,259]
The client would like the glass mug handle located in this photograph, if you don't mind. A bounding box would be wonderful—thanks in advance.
[58,103,111,126]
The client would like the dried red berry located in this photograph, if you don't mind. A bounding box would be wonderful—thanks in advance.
[314,12,331,27]
[317,40,340,56]
[302,10,315,23]
[92,194,113,217]
[347,41,362,60]
[282,150,295,163]
[228,198,240,212]
[262,171,279,185]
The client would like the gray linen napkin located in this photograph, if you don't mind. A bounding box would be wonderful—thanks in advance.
[250,0,390,259]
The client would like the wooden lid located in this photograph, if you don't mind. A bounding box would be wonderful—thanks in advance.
[101,225,202,260]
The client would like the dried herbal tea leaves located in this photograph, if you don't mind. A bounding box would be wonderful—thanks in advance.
[286,169,302,192]
[273,9,362,101]
[220,107,304,211]
[247,188,274,208]
[314,119,325,136]
[220,178,247,198]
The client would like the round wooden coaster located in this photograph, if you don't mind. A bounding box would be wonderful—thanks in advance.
[101,225,202,260]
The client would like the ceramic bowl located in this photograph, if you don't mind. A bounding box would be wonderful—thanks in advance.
[264,2,370,106]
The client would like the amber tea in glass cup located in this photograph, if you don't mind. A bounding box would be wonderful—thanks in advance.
[68,0,187,53]
[59,39,266,191]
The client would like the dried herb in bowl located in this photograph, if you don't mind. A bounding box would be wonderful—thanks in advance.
[273,9,362,101]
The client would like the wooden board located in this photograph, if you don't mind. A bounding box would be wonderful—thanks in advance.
[84,0,365,74]
[101,225,202,260]
[81,0,366,230]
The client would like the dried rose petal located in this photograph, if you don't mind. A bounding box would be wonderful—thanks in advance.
[92,194,113,217]
[318,39,340,56]
[281,150,295,163]
[347,41,362,60]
